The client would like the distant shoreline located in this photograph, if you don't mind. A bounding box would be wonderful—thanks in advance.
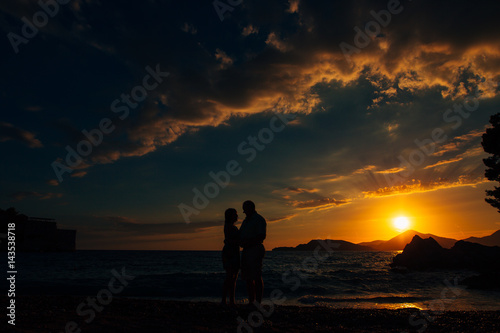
[3,295,499,332]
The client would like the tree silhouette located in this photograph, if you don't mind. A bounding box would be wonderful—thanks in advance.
[0,207,28,233]
[482,113,500,212]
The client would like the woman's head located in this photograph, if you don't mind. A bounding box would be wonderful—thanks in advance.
[225,208,238,224]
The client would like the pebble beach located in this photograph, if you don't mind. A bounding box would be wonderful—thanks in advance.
[3,295,499,333]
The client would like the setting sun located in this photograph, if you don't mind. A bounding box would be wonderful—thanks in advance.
[393,216,411,232]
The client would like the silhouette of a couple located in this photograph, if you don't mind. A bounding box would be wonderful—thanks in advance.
[222,200,266,306]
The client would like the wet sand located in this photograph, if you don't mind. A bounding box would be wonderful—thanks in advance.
[2,295,499,332]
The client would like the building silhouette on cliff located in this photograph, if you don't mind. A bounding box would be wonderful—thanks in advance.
[1,208,76,252]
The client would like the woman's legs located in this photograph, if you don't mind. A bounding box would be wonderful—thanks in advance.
[222,271,228,304]
[222,270,231,304]
[228,269,239,305]
[223,268,239,305]
[246,279,256,304]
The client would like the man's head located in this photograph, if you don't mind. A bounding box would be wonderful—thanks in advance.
[242,200,256,217]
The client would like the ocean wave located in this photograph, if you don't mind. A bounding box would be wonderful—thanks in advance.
[297,295,430,304]
[136,271,226,279]
[326,269,354,275]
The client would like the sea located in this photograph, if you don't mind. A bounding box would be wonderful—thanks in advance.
[10,250,500,311]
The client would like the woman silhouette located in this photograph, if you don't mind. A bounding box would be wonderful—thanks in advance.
[221,208,240,306]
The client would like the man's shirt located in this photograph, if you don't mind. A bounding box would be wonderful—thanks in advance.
[239,212,266,241]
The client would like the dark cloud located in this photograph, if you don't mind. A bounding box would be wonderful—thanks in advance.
[0,0,499,249]
[10,191,63,201]
[3,0,499,179]
[0,122,42,148]
[103,217,221,236]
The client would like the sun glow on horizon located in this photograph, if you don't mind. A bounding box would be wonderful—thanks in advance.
[393,216,411,232]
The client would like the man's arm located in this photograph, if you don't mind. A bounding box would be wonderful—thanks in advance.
[241,234,265,247]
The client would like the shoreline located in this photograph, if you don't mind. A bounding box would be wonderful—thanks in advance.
[3,295,499,332]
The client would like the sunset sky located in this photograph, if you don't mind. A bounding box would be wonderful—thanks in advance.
[1,0,500,250]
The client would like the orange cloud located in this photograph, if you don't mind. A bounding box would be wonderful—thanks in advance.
[0,122,43,148]
[266,32,292,52]
[433,128,486,156]
[423,157,463,170]
[47,179,59,186]
[242,24,258,36]
[43,2,500,182]
[376,167,406,174]
[352,165,377,175]
[292,197,350,209]
[287,0,300,13]
[268,214,298,223]
[71,171,88,178]
[285,186,319,194]
[363,176,487,198]
[215,48,233,69]
[353,165,406,175]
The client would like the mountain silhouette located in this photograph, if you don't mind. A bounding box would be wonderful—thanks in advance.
[358,230,458,251]
[463,230,500,247]
[272,239,375,251]
[272,230,500,252]
[390,234,500,274]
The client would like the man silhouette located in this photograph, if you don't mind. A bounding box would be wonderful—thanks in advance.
[239,200,266,305]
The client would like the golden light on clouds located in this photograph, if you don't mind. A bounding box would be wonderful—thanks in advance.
[361,173,489,198]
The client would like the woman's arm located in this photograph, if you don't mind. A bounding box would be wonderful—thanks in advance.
[225,226,240,245]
